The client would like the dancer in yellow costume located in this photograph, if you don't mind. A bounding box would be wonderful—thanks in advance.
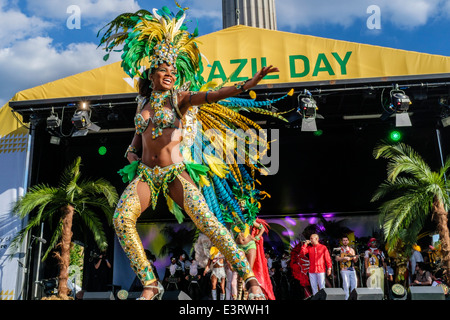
[99,3,289,300]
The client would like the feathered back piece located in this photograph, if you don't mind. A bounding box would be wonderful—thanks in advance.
[98,3,202,89]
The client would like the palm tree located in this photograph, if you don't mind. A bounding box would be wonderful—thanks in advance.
[159,225,197,258]
[371,141,450,273]
[10,157,118,299]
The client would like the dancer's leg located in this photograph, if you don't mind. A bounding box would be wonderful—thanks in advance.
[113,178,159,299]
[220,276,226,296]
[246,248,257,269]
[211,275,218,300]
[168,172,265,299]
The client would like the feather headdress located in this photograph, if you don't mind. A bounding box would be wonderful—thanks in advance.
[98,3,202,89]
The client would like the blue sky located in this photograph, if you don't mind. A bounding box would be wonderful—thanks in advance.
[1,0,450,108]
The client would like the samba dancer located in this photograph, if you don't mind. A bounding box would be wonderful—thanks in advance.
[204,247,227,300]
[99,4,280,300]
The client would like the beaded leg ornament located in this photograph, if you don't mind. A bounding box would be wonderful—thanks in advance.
[176,175,256,282]
[113,178,157,287]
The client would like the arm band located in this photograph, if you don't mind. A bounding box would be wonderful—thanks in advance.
[234,79,251,92]
[205,90,212,104]
[124,145,138,158]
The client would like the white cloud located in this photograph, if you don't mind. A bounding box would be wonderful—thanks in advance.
[0,1,52,45]
[0,0,127,106]
[381,0,442,28]
[276,0,445,31]
[25,0,140,21]
[0,36,120,103]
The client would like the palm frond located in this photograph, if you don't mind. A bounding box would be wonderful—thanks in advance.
[371,177,421,203]
[380,191,429,239]
[59,157,82,188]
[372,141,449,255]
[77,209,108,251]
[12,185,58,218]
[76,198,115,225]
[374,142,433,182]
[8,225,33,257]
[79,178,119,207]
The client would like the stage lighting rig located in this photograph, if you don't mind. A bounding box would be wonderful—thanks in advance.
[46,109,61,129]
[297,89,323,132]
[380,85,412,127]
[391,92,411,112]
[71,102,101,137]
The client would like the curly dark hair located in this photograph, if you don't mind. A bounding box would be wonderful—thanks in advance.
[138,69,153,98]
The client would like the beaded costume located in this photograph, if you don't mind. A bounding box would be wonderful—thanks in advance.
[134,92,179,139]
[99,3,291,291]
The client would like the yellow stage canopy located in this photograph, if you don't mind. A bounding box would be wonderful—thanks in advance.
[200,25,450,84]
[2,25,450,136]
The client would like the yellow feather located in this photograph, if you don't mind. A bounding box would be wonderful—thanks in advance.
[199,175,210,187]
[243,224,250,238]
[200,81,220,92]
[204,154,228,178]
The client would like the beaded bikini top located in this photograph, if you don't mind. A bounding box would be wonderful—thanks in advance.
[134,91,179,139]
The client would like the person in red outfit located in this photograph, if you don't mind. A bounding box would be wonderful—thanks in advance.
[300,234,332,295]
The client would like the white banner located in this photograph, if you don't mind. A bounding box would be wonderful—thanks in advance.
[0,131,30,300]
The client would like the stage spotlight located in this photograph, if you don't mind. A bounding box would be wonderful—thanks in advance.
[297,90,324,132]
[391,92,411,112]
[80,101,89,110]
[46,110,61,129]
[392,91,412,127]
[380,85,412,127]
[71,103,101,137]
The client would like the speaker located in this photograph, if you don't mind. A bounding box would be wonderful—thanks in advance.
[409,286,445,300]
[349,288,383,300]
[83,291,115,300]
[162,290,192,300]
[311,288,346,300]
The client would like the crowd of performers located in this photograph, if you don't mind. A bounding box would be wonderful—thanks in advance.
[158,219,275,300]
[130,224,448,301]
[285,232,449,300]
